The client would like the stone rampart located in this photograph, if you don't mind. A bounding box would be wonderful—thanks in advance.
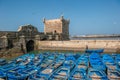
[36,40,120,52]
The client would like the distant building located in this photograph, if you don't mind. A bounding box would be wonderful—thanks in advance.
[71,35,120,40]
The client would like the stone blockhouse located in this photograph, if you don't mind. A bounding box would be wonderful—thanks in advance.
[43,16,70,40]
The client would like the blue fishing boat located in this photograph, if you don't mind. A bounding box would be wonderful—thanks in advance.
[85,49,104,53]
[115,54,120,71]
[0,63,17,79]
[41,52,50,58]
[15,54,30,62]
[76,54,89,71]
[89,53,106,71]
[111,53,118,59]
[102,54,117,71]
[7,65,27,80]
[49,54,65,69]
[82,53,89,58]
[63,54,76,71]
[12,54,35,66]
[31,54,44,66]
[69,67,87,80]
[72,53,81,59]
[18,58,32,66]
[115,54,120,66]
[31,67,54,80]
[0,58,7,66]
[102,54,114,64]
[88,68,108,80]
[107,69,120,80]
[40,54,55,69]
[7,71,27,80]
[56,54,65,61]
[7,66,39,80]
[28,54,65,80]
[50,66,70,80]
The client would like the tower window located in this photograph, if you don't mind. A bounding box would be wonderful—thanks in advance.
[54,30,57,33]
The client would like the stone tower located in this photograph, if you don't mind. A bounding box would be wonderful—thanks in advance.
[43,16,70,40]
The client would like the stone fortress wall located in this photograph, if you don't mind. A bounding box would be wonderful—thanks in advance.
[0,16,120,53]
[35,40,120,53]
[0,16,70,52]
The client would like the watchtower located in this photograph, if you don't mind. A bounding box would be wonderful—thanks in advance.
[43,16,70,40]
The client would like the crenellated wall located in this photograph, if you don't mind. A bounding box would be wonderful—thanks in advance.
[36,40,120,52]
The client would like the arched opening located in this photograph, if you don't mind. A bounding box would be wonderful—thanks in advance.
[26,40,34,52]
[7,39,13,49]
[54,30,57,33]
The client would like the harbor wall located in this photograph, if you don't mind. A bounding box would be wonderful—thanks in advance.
[35,40,120,53]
